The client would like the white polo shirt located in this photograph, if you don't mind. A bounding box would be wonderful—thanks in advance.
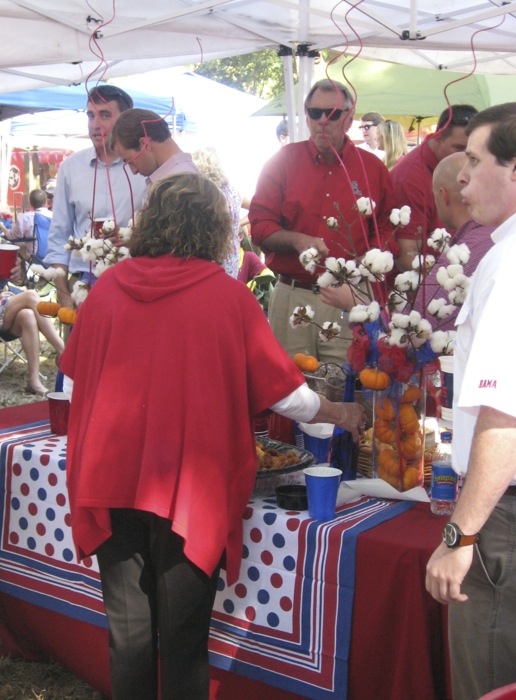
[453,212,516,479]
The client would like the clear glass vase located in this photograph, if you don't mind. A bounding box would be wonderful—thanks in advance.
[371,372,426,492]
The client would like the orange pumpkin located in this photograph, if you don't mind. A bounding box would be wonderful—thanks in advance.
[376,464,401,489]
[57,307,77,326]
[374,397,395,420]
[374,418,397,444]
[293,353,319,372]
[399,404,420,434]
[37,301,60,317]
[399,431,422,459]
[378,448,404,476]
[401,385,421,403]
[359,368,390,391]
[402,466,420,490]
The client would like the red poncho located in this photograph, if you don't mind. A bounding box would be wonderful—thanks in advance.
[60,256,304,584]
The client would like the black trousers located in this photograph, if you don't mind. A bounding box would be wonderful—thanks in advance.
[95,509,220,700]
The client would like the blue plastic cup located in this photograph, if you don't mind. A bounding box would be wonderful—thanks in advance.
[303,466,342,521]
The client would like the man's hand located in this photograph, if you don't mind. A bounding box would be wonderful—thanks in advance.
[425,541,473,604]
[292,234,329,258]
[52,264,73,308]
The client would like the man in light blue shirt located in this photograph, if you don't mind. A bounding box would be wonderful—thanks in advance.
[44,85,147,307]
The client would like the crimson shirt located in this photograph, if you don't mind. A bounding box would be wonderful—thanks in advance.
[249,139,397,284]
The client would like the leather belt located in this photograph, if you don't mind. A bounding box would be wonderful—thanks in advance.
[278,274,319,294]
[505,485,516,496]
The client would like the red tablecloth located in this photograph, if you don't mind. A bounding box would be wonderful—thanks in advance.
[0,403,451,700]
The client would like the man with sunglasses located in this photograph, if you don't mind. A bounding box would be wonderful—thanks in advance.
[44,85,147,309]
[391,103,478,271]
[249,79,396,364]
[357,112,385,160]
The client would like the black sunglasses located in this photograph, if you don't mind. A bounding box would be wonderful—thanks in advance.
[359,124,374,131]
[306,107,346,121]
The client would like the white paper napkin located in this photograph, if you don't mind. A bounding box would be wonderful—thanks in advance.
[340,478,430,503]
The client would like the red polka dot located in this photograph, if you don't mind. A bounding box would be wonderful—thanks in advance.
[280,596,292,612]
[286,518,300,531]
[245,607,256,621]
[48,473,58,486]
[45,543,55,556]
[261,550,273,565]
[243,506,253,520]
[83,557,93,568]
[28,503,38,516]
[235,583,248,598]
[20,483,30,496]
[270,573,283,588]
[64,513,71,527]
[10,532,19,545]
[250,528,262,543]
[39,455,50,466]
[36,523,46,536]
[12,463,22,476]
[56,493,67,506]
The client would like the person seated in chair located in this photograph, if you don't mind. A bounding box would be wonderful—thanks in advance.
[1,189,52,257]
[0,287,64,396]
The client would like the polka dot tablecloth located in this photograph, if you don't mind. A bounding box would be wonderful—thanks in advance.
[0,424,105,627]
[209,493,415,699]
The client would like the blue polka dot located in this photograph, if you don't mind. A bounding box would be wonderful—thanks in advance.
[37,488,47,501]
[22,449,33,460]
[27,537,36,550]
[272,533,286,548]
[263,504,277,510]
[267,612,280,627]
[63,549,74,562]
[223,599,235,614]
[247,566,260,582]
[54,528,64,542]
[217,577,226,592]
[242,544,249,559]
[46,508,56,521]
[283,555,296,571]
[58,459,66,471]
[29,468,39,481]
[263,512,277,525]
[11,497,20,510]
[263,497,276,505]
[19,517,28,530]
[257,589,270,604]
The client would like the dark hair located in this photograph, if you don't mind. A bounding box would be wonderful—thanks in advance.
[129,172,232,264]
[29,189,47,209]
[276,119,289,140]
[436,104,478,136]
[360,112,384,126]
[304,79,353,111]
[465,103,516,165]
[88,85,133,113]
[110,108,170,150]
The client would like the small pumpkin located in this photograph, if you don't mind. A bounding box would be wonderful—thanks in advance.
[399,404,420,434]
[57,307,77,326]
[374,397,395,420]
[401,385,421,403]
[376,464,401,489]
[402,466,420,491]
[37,301,60,317]
[399,430,422,459]
[374,417,398,444]
[378,448,404,477]
[359,368,390,391]
[293,353,319,372]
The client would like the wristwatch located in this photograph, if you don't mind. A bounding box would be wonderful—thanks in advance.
[442,522,480,548]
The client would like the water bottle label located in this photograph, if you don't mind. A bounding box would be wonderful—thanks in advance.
[431,464,457,501]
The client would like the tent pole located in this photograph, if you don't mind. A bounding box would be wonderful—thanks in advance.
[279,46,297,142]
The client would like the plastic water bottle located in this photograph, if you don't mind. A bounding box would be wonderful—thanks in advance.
[430,431,457,515]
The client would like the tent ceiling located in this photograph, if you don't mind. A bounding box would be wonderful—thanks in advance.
[1,1,516,93]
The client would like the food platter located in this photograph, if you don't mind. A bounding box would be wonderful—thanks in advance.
[253,437,315,496]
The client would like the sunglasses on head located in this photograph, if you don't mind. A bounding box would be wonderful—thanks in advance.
[89,85,133,110]
[306,107,346,121]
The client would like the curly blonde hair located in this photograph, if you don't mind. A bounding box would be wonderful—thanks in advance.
[191,146,229,188]
[129,173,232,264]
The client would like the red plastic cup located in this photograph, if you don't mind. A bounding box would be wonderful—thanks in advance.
[47,392,71,435]
[267,412,296,445]
[0,244,19,279]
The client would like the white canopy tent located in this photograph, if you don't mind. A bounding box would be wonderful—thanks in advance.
[0,0,515,144]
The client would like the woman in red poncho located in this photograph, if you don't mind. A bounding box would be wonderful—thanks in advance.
[60,172,366,700]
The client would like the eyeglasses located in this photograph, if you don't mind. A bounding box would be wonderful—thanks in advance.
[306,107,346,121]
[359,124,375,131]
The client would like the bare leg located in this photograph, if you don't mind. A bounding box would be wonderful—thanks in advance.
[3,290,64,355]
[8,307,47,395]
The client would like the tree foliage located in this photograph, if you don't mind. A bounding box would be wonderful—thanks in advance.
[192,50,290,100]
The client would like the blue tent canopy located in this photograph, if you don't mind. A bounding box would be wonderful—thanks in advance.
[0,83,180,122]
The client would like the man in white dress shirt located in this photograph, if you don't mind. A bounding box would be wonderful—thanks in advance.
[357,112,385,159]
[426,102,516,700]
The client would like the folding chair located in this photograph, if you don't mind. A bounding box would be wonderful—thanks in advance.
[0,329,27,375]
[16,212,52,290]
